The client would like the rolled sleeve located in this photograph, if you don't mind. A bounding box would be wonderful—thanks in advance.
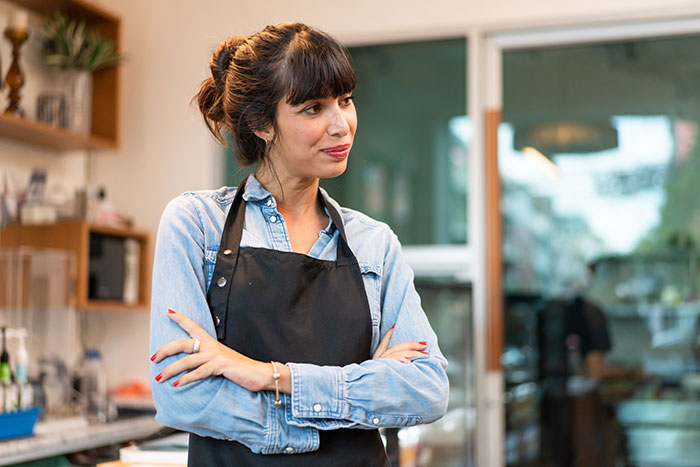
[287,363,345,419]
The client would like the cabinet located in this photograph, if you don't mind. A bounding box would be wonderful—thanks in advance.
[0,221,149,310]
[2,0,120,150]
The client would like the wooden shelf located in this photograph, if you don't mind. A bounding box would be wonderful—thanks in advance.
[0,221,150,311]
[0,113,116,150]
[3,0,121,150]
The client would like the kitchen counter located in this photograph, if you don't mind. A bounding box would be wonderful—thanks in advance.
[0,415,163,466]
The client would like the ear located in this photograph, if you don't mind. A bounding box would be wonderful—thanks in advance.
[253,129,273,143]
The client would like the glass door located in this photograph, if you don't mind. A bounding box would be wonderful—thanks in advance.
[496,28,700,467]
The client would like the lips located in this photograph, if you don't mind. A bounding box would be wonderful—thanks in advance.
[322,144,351,159]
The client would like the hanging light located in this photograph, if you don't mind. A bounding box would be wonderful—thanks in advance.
[513,120,618,155]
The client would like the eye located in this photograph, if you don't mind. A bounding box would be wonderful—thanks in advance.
[302,103,321,114]
[340,95,355,106]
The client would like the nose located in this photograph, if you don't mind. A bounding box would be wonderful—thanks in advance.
[327,104,351,137]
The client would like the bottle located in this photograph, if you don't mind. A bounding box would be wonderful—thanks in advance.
[13,329,33,410]
[13,328,28,384]
[79,350,109,423]
[0,327,11,385]
[0,327,15,412]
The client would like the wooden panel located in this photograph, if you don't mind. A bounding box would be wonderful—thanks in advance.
[9,0,119,23]
[485,109,503,371]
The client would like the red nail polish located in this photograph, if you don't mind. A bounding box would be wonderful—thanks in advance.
[155,372,162,382]
[420,351,429,355]
[168,309,176,314]
[173,380,180,387]
[390,323,396,329]
[150,353,157,361]
[419,341,427,345]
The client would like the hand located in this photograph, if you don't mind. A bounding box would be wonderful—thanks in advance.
[151,309,276,391]
[372,324,428,363]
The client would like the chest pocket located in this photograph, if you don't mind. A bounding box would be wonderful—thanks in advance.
[204,247,219,289]
[359,263,382,327]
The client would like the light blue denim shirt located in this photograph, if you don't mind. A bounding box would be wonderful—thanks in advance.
[149,175,449,455]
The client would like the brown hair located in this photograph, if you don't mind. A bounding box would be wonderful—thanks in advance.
[195,23,357,167]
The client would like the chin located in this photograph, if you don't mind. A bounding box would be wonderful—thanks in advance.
[324,164,348,179]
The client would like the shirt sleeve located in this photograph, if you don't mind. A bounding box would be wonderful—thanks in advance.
[285,230,450,430]
[578,299,612,355]
[149,194,319,454]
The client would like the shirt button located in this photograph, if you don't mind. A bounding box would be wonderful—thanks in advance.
[223,249,232,255]
[372,417,380,425]
[269,215,277,223]
[313,403,322,413]
[285,446,295,453]
[215,316,220,325]
[267,199,273,206]
[217,277,227,287]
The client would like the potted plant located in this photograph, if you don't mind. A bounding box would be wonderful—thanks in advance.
[38,11,125,134]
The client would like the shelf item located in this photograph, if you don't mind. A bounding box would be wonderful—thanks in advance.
[0,406,41,441]
[0,221,150,310]
[3,0,120,150]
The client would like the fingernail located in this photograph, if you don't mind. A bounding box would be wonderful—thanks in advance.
[390,323,396,329]
[173,380,180,387]
[419,341,427,345]
[150,352,157,361]
[420,351,429,355]
[155,372,162,382]
[168,309,176,314]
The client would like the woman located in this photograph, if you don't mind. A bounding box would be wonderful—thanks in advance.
[149,23,449,466]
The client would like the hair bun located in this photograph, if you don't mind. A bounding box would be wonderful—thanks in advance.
[211,36,247,87]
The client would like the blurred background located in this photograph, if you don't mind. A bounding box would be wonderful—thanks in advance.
[2,0,700,466]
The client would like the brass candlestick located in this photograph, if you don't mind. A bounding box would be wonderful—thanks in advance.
[4,27,28,115]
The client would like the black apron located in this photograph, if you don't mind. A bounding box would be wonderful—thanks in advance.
[188,177,389,466]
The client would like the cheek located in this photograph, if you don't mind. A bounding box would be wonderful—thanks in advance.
[348,109,358,136]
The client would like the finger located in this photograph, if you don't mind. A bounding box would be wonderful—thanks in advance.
[166,309,209,340]
[380,350,429,362]
[174,361,216,387]
[153,338,197,363]
[155,353,210,383]
[383,341,428,354]
[372,325,395,359]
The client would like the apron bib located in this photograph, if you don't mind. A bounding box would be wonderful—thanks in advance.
[188,177,389,466]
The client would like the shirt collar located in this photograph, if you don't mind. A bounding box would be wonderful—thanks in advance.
[240,174,272,203]
[241,175,337,235]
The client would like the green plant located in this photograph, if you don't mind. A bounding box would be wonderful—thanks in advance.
[40,11,125,71]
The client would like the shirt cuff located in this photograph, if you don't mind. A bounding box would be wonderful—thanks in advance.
[286,362,347,419]
[262,392,319,454]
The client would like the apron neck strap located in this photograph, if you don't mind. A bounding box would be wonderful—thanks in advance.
[319,192,355,266]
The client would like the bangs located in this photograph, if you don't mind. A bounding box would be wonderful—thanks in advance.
[281,32,357,105]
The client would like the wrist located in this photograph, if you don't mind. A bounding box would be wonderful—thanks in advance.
[266,361,291,394]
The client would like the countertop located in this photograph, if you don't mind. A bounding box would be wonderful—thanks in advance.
[0,415,163,466]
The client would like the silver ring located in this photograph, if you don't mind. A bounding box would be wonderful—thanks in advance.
[192,338,201,354]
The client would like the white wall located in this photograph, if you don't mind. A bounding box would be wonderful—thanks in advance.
[2,0,699,387]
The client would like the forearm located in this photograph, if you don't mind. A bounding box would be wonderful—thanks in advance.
[284,353,449,430]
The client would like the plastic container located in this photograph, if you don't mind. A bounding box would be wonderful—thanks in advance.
[0,406,41,440]
[79,350,109,423]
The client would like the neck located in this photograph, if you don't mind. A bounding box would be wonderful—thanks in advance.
[255,165,321,219]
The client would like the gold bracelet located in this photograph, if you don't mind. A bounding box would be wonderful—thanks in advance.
[271,361,282,408]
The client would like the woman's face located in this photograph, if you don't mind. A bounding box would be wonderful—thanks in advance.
[264,93,357,182]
